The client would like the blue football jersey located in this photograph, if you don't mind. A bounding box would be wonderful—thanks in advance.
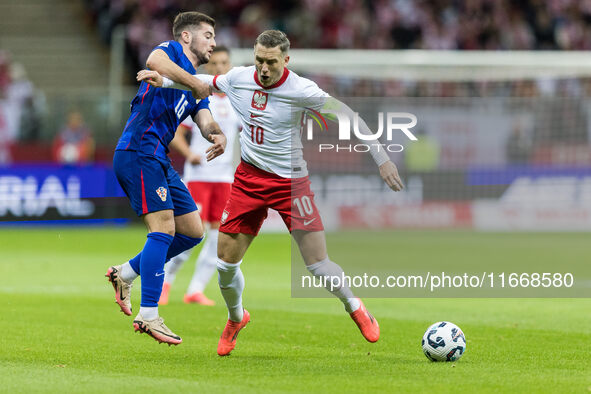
[115,40,210,161]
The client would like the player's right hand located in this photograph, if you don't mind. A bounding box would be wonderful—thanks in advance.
[379,161,404,191]
[206,133,227,161]
[136,70,163,87]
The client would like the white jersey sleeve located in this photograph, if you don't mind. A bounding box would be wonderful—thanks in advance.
[210,67,248,94]
[298,79,330,111]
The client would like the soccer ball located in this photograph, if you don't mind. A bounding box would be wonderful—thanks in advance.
[421,321,466,362]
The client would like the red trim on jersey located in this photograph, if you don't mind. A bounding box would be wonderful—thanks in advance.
[153,141,160,154]
[140,169,148,214]
[123,112,139,133]
[213,75,220,90]
[254,68,290,89]
[140,120,155,140]
[123,112,140,150]
[140,84,150,104]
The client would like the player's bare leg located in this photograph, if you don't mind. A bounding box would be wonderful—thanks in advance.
[292,230,379,343]
[173,210,204,239]
[215,231,254,356]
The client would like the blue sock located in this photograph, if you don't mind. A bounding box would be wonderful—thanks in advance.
[129,234,202,276]
[140,232,174,307]
[129,253,141,275]
[165,233,203,261]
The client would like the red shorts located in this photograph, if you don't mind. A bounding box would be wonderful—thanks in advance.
[187,181,232,223]
[219,161,324,235]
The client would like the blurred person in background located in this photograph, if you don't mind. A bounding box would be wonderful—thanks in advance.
[160,45,241,306]
[404,128,440,172]
[9,62,40,143]
[0,52,12,163]
[506,116,533,164]
[52,110,95,164]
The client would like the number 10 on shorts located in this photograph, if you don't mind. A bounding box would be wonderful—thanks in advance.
[293,196,314,217]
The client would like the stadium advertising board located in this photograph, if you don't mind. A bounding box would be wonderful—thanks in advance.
[0,165,129,223]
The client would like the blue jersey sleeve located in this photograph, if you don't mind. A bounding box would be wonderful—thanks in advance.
[186,96,210,120]
[151,40,182,64]
[197,97,210,111]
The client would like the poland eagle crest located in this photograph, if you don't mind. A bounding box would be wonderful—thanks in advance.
[251,90,268,110]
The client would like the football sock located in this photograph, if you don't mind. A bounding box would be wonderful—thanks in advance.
[120,260,139,283]
[140,232,174,308]
[139,306,158,320]
[306,257,361,313]
[164,249,191,285]
[127,253,141,276]
[217,258,244,322]
[187,229,219,294]
[166,233,202,261]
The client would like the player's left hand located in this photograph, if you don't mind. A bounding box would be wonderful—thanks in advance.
[206,133,227,161]
[379,161,404,191]
[137,70,163,87]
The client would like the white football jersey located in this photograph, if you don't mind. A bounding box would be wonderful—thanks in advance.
[203,66,329,178]
[182,93,240,183]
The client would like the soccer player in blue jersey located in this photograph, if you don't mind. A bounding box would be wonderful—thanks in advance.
[105,11,226,345]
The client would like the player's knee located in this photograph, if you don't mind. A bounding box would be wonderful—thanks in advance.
[144,210,175,235]
[217,244,240,263]
[217,248,232,263]
[194,226,205,239]
[161,219,176,236]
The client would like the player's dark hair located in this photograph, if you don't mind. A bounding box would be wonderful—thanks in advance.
[172,12,215,40]
[212,45,230,55]
[254,30,290,54]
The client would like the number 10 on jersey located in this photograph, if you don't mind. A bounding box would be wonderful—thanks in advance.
[249,125,264,144]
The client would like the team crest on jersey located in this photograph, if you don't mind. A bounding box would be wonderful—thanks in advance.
[156,187,167,202]
[251,90,268,110]
[221,210,229,224]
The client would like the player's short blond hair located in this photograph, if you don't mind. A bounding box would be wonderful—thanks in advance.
[254,30,290,54]
[172,12,215,40]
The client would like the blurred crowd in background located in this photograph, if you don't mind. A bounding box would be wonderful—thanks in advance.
[3,0,591,166]
[87,0,591,64]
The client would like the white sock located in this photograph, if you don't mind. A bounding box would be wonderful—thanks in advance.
[217,258,244,322]
[139,306,158,320]
[164,249,192,285]
[120,261,139,283]
[187,229,219,294]
[306,257,361,313]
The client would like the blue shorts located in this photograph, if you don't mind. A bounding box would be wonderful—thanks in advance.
[113,150,197,217]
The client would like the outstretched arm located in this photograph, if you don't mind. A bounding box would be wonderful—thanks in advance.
[193,108,227,162]
[320,97,404,192]
[137,69,223,93]
[145,49,211,99]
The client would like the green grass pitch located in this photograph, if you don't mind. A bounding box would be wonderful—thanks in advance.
[0,227,590,393]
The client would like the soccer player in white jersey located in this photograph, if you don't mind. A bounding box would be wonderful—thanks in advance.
[159,46,241,306]
[138,30,404,356]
